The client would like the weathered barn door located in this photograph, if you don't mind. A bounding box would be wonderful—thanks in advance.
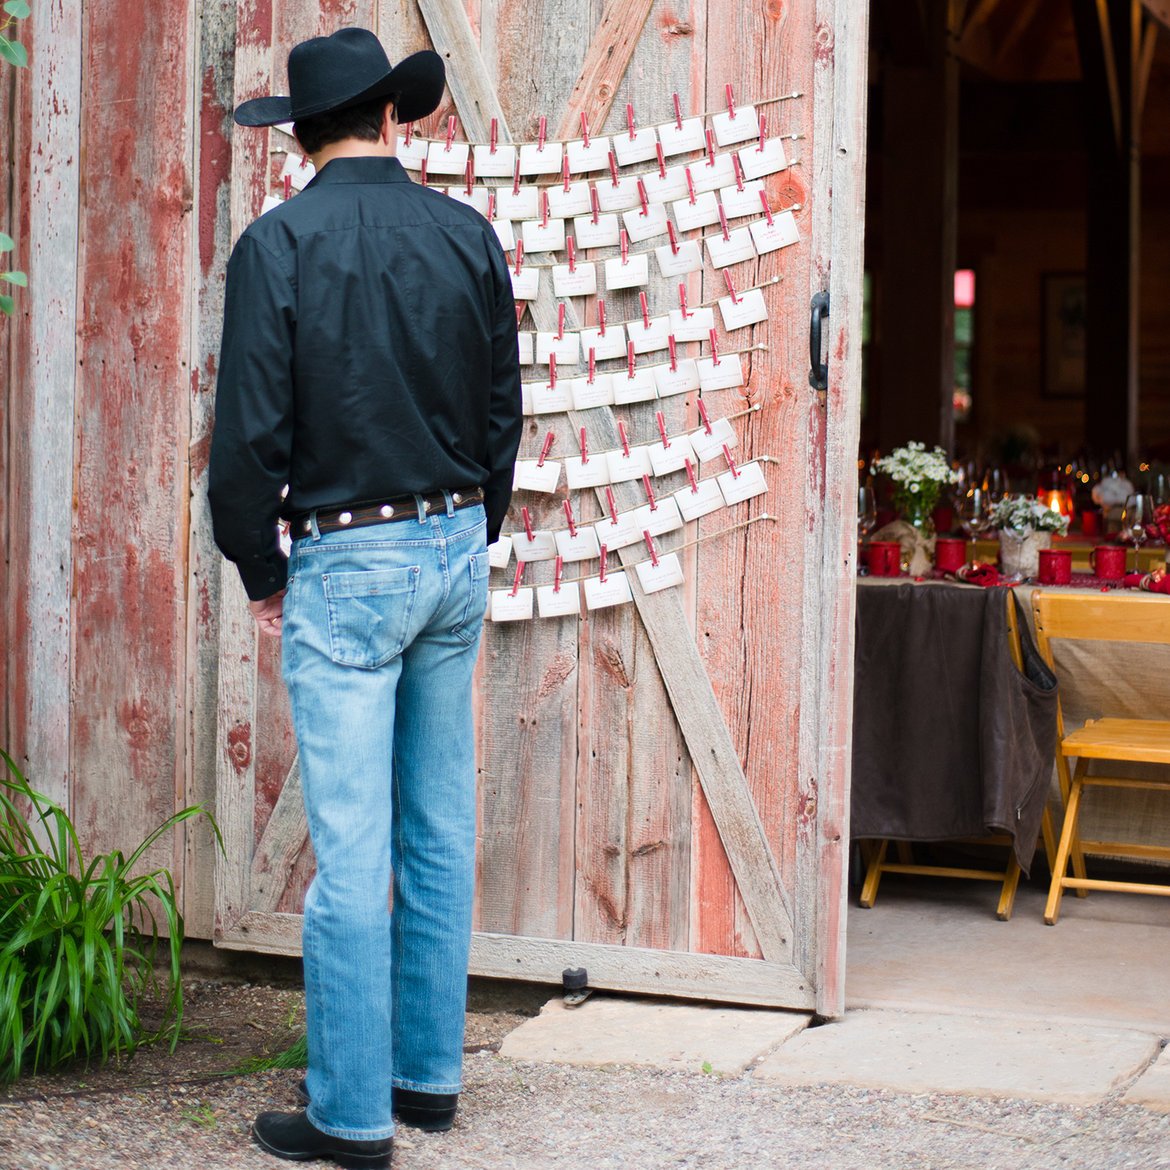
[215,0,867,1017]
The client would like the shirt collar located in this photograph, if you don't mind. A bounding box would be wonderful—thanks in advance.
[305,155,411,188]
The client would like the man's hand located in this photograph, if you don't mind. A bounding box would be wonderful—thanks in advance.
[249,590,286,638]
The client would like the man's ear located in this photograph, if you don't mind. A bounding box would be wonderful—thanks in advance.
[380,102,398,145]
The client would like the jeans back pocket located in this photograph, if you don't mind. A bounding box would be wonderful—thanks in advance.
[323,566,420,668]
[452,551,491,646]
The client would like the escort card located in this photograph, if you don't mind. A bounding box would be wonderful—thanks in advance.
[633,497,684,536]
[689,152,737,193]
[717,460,769,506]
[688,415,737,462]
[566,136,613,173]
[612,368,659,405]
[555,527,601,562]
[719,178,766,219]
[536,331,581,365]
[657,116,706,156]
[488,536,513,568]
[510,266,540,301]
[280,153,316,190]
[627,316,672,354]
[750,210,800,254]
[706,227,756,269]
[622,203,669,244]
[473,142,517,178]
[513,530,559,562]
[490,587,534,621]
[447,187,490,215]
[547,181,593,218]
[595,176,642,212]
[552,262,598,298]
[584,571,633,610]
[738,136,788,180]
[565,454,613,489]
[398,135,428,170]
[518,141,564,176]
[513,459,562,493]
[426,140,470,175]
[537,582,582,618]
[570,374,615,410]
[517,332,535,364]
[669,306,716,343]
[652,358,700,398]
[572,211,622,249]
[718,287,768,331]
[672,190,721,231]
[579,324,628,360]
[635,552,685,594]
[530,379,575,414]
[711,104,761,146]
[522,217,566,253]
[606,445,654,481]
[655,240,704,278]
[642,166,690,203]
[593,511,643,550]
[604,252,650,290]
[647,433,695,475]
[673,477,725,520]
[612,126,659,166]
[260,194,283,216]
[696,351,745,392]
[494,185,540,220]
[492,219,516,251]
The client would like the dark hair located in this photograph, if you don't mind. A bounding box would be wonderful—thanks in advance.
[294,95,393,155]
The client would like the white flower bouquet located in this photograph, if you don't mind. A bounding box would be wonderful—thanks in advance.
[988,494,1070,537]
[872,441,960,519]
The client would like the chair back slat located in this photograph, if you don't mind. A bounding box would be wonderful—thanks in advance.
[1032,590,1170,648]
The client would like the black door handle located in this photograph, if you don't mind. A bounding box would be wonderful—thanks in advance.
[809,291,830,391]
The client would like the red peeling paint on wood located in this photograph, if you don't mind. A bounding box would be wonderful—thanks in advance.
[228,723,253,773]
[199,67,232,276]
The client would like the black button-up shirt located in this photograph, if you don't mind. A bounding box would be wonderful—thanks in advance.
[209,155,522,599]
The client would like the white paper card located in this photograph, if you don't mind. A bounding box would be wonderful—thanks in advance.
[718,460,769,506]
[579,324,627,361]
[718,287,768,331]
[627,316,672,355]
[604,252,650,290]
[655,240,704,278]
[492,219,516,251]
[738,136,788,180]
[566,136,612,173]
[522,217,566,253]
[595,176,642,212]
[260,194,283,216]
[426,140,470,175]
[397,135,428,169]
[488,536,513,568]
[612,126,659,166]
[622,203,669,243]
[274,120,296,139]
[537,582,582,618]
[490,588,534,621]
[633,497,684,536]
[513,459,562,493]
[280,153,316,190]
[719,178,766,219]
[689,152,737,193]
[517,332,535,364]
[473,142,518,178]
[510,266,540,301]
[657,116,706,156]
[696,351,745,392]
[652,358,700,398]
[536,331,581,365]
[530,380,575,414]
[606,445,654,481]
[635,553,685,594]
[555,527,601,563]
[672,190,721,231]
[706,227,757,269]
[642,166,689,203]
[494,185,540,220]
[513,530,559,562]
[669,306,716,343]
[572,212,621,249]
[547,181,593,218]
[593,512,643,550]
[688,415,738,461]
[570,374,615,410]
[647,433,695,475]
[518,141,564,176]
[552,263,598,298]
[673,478,725,520]
[584,572,633,610]
[565,455,612,489]
[447,187,490,215]
[520,384,536,415]
[750,210,800,254]
[711,105,760,146]
[612,369,659,405]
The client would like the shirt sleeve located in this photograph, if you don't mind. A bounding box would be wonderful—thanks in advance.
[483,240,523,544]
[208,233,296,600]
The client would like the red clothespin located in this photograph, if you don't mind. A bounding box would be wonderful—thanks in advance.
[757,113,768,152]
[512,157,522,196]
[541,189,550,227]
[605,486,620,525]
[579,426,589,463]
[708,329,721,367]
[490,117,499,154]
[444,114,457,152]
[684,166,697,205]
[637,178,650,217]
[553,554,564,593]
[487,191,497,221]
[759,189,774,225]
[626,341,637,383]
[678,283,691,318]
[685,457,700,494]
[656,142,667,179]
[722,443,741,477]
[705,127,716,168]
[598,298,608,335]
[513,241,524,275]
[590,184,602,224]
[732,153,745,192]
[608,149,620,188]
[618,419,632,457]
[698,396,713,433]
[563,499,578,537]
[562,154,572,193]
[556,302,566,340]
[587,346,596,383]
[522,506,535,541]
[567,236,577,273]
[537,430,556,466]
[643,530,660,565]
[672,92,684,131]
[639,291,650,331]
[723,270,741,304]
[668,335,678,372]
[718,204,731,241]
[667,221,680,256]
[656,410,671,448]
[537,115,548,153]
[626,102,637,141]
[419,158,428,186]
[725,83,737,120]
[510,562,525,595]
[580,111,591,149]
[620,229,630,266]
[642,474,658,511]
[599,544,609,583]
[404,121,414,146]
[515,303,525,326]
[283,174,292,200]
[548,352,558,388]
[464,157,475,197]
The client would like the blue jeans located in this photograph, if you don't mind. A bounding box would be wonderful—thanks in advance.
[281,502,489,1142]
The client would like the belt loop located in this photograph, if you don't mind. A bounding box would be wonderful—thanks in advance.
[413,493,428,524]
[442,488,455,518]
[309,510,322,542]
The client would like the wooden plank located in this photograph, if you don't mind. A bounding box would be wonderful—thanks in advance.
[1141,0,1170,29]
[0,17,15,755]
[250,757,310,911]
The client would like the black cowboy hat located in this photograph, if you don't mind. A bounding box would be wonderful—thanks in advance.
[234,28,445,128]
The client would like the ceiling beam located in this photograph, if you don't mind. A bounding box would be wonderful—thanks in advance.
[1140,0,1170,30]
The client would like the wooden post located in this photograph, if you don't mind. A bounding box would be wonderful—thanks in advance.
[875,1,959,454]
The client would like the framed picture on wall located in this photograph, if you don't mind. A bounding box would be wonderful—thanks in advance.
[1042,273,1086,399]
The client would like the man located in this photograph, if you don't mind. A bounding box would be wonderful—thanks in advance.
[209,28,522,1168]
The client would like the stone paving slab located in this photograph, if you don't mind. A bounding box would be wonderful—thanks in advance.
[751,1008,1161,1105]
[499,995,810,1074]
[1123,1041,1170,1111]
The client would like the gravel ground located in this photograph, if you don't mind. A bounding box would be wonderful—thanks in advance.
[1,980,1168,1170]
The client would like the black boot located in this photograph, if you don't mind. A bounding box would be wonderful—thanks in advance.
[252,1110,392,1168]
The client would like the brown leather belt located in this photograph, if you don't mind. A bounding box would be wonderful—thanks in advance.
[289,487,484,537]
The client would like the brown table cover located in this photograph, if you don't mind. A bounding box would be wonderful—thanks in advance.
[851,583,1058,872]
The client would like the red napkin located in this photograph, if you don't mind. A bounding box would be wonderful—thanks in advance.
[1139,571,1170,595]
[954,563,1002,588]
[1123,572,1146,588]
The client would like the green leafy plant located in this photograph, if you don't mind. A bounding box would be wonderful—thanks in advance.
[1,0,30,316]
[0,748,219,1083]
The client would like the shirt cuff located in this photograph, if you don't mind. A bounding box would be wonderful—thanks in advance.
[236,555,288,601]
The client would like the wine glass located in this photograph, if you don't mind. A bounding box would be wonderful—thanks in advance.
[983,467,1009,501]
[857,483,877,542]
[958,487,990,538]
[1121,493,1152,565]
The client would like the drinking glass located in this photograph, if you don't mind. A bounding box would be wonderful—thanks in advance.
[857,484,877,542]
[1121,494,1151,559]
[983,467,1009,500]
[958,487,990,538]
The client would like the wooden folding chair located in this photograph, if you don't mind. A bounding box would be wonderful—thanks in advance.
[857,590,1056,921]
[1032,590,1170,924]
